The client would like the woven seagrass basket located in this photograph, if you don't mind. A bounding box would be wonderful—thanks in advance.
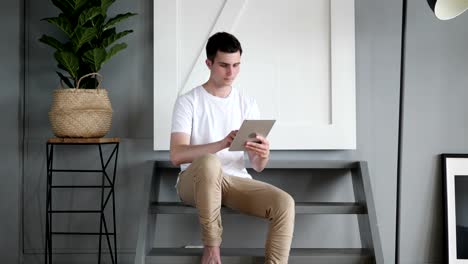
[49,73,113,138]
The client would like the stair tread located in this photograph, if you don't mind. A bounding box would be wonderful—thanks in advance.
[155,160,361,169]
[148,247,373,257]
[151,201,366,214]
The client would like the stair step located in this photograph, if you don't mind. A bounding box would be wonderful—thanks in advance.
[155,160,360,169]
[148,247,372,260]
[150,202,366,214]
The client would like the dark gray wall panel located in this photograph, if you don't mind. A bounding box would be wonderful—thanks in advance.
[0,0,22,263]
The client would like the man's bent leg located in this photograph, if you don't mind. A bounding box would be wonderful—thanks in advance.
[177,154,225,246]
[222,176,295,264]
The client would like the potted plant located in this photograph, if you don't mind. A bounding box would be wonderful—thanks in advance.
[39,0,136,138]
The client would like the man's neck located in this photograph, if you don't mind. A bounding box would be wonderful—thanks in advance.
[202,81,232,98]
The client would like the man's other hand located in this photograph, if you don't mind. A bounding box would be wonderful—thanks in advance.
[221,130,238,149]
[245,135,270,159]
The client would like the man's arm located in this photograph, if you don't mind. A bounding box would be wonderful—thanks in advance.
[245,135,270,172]
[170,130,238,166]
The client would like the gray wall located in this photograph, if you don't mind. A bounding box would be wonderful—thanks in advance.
[399,0,468,263]
[0,0,22,264]
[12,0,463,263]
[20,0,402,263]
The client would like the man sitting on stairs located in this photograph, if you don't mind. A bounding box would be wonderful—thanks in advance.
[169,32,295,264]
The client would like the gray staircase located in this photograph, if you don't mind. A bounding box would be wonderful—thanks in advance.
[151,201,366,215]
[148,248,373,263]
[135,160,383,264]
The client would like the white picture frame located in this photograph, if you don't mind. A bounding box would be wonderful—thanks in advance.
[153,0,356,150]
[442,154,468,263]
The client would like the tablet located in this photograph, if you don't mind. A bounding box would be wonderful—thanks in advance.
[228,120,276,151]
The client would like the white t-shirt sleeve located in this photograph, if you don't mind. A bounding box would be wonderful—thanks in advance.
[171,96,192,135]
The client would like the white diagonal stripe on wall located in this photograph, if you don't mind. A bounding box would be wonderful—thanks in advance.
[178,0,248,96]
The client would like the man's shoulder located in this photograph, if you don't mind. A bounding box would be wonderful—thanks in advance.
[177,86,201,102]
[180,86,201,96]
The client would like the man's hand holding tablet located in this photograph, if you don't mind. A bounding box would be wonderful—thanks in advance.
[228,120,276,151]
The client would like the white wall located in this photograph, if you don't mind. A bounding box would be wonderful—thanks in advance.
[153,0,357,150]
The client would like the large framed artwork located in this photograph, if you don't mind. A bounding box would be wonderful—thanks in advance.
[153,0,356,150]
[442,154,468,263]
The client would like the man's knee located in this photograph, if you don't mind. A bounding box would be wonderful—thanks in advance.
[195,154,221,170]
[193,154,222,181]
[274,191,295,217]
[196,153,220,165]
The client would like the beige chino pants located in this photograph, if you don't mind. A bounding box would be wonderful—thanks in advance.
[176,154,295,264]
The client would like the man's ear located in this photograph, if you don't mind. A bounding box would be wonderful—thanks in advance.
[205,59,213,69]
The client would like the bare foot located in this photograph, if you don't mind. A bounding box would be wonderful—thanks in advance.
[201,246,221,264]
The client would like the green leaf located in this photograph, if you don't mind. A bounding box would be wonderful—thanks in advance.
[103,12,137,31]
[78,78,100,89]
[83,48,107,72]
[58,63,69,73]
[102,30,133,48]
[50,0,71,14]
[72,27,97,51]
[56,71,74,88]
[51,0,88,14]
[64,0,88,12]
[42,15,73,37]
[39,35,66,51]
[105,43,127,62]
[78,7,103,26]
[101,0,116,12]
[102,27,116,39]
[43,0,136,86]
[92,15,106,29]
[54,51,79,79]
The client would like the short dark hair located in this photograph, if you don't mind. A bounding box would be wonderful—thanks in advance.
[206,32,242,62]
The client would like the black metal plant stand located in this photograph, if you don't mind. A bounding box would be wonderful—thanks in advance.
[45,138,120,264]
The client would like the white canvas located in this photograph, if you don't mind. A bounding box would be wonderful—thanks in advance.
[153,0,356,150]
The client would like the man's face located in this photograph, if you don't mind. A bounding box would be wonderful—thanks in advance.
[206,51,241,87]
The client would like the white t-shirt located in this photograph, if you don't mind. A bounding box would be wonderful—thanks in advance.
[171,86,260,178]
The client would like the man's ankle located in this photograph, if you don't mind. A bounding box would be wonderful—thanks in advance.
[204,245,220,251]
[201,246,221,264]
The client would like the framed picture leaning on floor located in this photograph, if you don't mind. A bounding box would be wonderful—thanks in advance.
[442,154,468,263]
